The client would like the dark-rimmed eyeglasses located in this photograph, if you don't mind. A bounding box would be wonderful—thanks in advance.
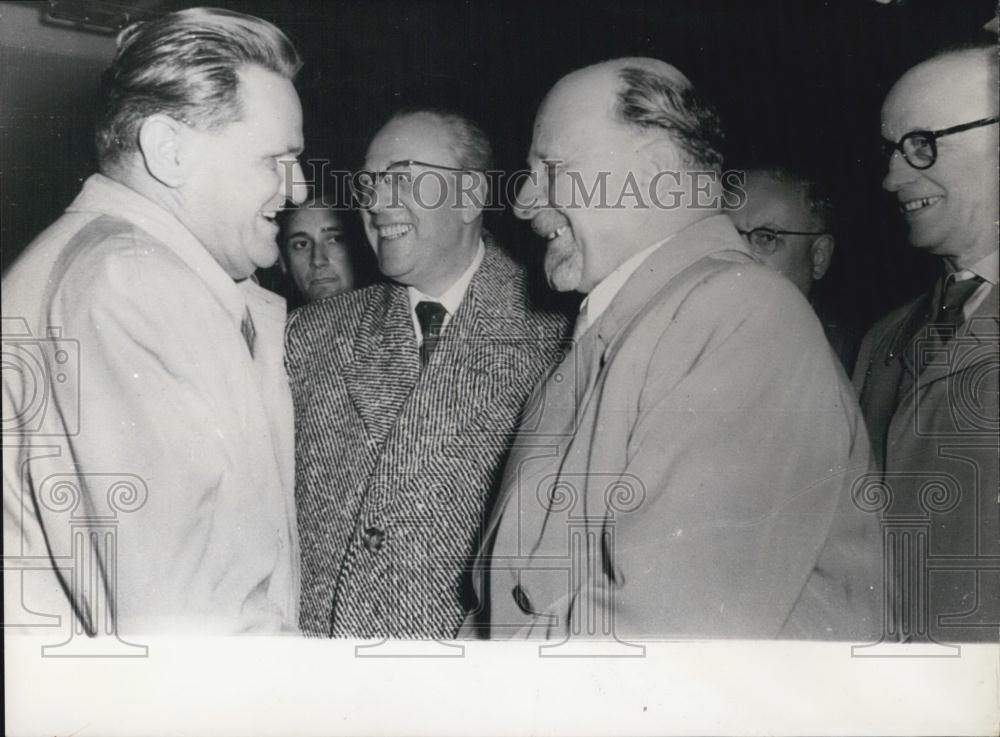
[881,116,999,170]
[736,227,826,256]
[355,159,479,190]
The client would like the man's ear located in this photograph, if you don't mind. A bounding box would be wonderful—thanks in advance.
[638,138,682,203]
[810,234,835,281]
[458,170,487,225]
[137,114,187,188]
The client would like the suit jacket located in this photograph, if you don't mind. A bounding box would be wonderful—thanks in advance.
[2,174,299,636]
[854,278,999,642]
[286,239,568,637]
[467,215,881,641]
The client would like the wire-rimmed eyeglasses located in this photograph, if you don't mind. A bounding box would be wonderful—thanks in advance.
[355,159,479,190]
[736,227,827,256]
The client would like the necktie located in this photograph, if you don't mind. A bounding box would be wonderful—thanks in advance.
[932,273,984,340]
[240,306,256,359]
[415,300,447,365]
[910,274,984,376]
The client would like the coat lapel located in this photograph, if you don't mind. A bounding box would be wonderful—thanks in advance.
[342,283,421,444]
[410,246,540,440]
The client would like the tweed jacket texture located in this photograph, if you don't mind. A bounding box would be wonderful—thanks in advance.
[854,278,999,642]
[2,174,299,636]
[286,239,569,637]
[466,215,881,641]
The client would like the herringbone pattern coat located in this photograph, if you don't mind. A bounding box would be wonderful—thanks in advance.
[286,240,568,637]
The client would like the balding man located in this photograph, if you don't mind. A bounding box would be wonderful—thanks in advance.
[854,45,999,643]
[285,109,567,638]
[466,58,880,641]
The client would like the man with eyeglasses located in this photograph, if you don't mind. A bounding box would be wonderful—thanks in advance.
[284,109,568,637]
[729,165,859,371]
[854,44,999,643]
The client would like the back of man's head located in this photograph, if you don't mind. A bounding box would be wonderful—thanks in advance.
[612,61,725,175]
[95,7,301,171]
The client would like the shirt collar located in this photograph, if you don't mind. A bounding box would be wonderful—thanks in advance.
[578,235,673,331]
[407,239,486,316]
[949,249,999,287]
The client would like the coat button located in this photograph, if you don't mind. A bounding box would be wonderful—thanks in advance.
[362,526,385,552]
[512,584,533,614]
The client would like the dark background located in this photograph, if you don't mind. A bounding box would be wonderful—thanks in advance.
[2,0,997,330]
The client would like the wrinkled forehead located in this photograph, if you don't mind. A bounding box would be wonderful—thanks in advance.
[364,114,458,169]
[881,54,995,136]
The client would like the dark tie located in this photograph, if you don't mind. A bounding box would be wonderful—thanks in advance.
[909,274,985,376]
[415,300,447,365]
[932,274,984,339]
[240,306,256,359]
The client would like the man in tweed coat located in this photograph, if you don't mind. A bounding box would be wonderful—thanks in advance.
[286,110,567,637]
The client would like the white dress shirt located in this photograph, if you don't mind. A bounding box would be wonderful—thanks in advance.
[407,239,485,346]
[575,235,673,338]
[947,248,999,319]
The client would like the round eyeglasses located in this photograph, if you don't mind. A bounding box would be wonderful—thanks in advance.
[881,116,999,170]
[736,227,826,256]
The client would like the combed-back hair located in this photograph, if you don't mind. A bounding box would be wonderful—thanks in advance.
[751,164,837,233]
[615,66,726,173]
[387,108,495,172]
[95,7,301,168]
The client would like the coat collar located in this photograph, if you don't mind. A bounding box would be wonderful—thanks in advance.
[67,174,250,324]
[595,214,751,351]
[883,278,999,395]
[342,238,541,443]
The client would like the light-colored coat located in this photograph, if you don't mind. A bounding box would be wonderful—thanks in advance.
[854,280,999,642]
[2,175,299,635]
[286,240,568,637]
[468,215,881,641]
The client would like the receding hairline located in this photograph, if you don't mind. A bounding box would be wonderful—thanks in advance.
[369,109,486,169]
[563,57,691,90]
[890,46,997,104]
[744,166,835,232]
[542,58,698,141]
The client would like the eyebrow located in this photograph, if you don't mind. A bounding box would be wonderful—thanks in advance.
[287,225,344,237]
